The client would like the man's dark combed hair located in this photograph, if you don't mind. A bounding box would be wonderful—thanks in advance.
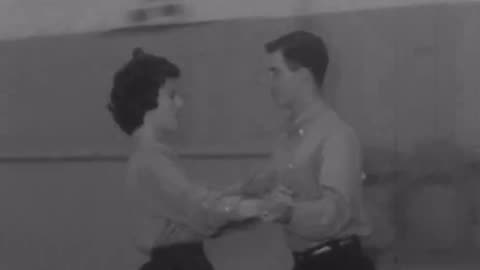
[107,48,180,135]
[265,31,329,88]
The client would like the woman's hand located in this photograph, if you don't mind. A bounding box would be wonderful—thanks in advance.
[213,185,295,231]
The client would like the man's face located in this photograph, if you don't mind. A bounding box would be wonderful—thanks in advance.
[267,51,300,108]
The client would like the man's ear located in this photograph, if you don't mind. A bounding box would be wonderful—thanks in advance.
[295,67,312,82]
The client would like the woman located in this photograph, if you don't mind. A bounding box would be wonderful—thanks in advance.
[107,48,286,270]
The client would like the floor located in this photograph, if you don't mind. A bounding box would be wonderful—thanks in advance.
[375,247,480,270]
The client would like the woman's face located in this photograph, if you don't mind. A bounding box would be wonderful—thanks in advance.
[147,78,184,134]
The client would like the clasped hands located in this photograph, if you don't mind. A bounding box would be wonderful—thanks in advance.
[223,184,294,224]
[254,185,294,224]
[211,184,294,238]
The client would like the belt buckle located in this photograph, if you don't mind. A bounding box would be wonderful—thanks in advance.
[311,245,332,256]
[339,238,352,247]
[308,236,354,256]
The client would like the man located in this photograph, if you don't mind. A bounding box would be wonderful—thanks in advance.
[226,30,375,270]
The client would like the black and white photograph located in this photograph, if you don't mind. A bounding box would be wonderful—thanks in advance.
[1,1,480,270]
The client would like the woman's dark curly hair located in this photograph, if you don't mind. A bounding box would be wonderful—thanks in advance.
[107,48,180,135]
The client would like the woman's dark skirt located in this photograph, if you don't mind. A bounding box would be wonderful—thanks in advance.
[139,242,213,270]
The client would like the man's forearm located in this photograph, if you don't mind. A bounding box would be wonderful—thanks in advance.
[219,173,276,198]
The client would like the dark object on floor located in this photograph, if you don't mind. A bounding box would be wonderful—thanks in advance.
[140,242,213,270]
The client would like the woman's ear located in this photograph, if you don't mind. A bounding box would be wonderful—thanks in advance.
[132,47,145,59]
[142,109,154,127]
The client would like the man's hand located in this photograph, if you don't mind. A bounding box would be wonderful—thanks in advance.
[258,185,294,224]
[217,182,245,197]
[269,185,294,203]
[232,185,294,220]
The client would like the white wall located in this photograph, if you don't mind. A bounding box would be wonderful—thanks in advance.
[1,0,480,40]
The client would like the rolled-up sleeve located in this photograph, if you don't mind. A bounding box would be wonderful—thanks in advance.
[240,161,279,197]
[136,155,258,237]
[287,129,362,240]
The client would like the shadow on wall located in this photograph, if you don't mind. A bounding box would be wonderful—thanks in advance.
[362,139,480,257]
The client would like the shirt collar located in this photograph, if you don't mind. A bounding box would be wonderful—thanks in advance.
[286,102,332,137]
